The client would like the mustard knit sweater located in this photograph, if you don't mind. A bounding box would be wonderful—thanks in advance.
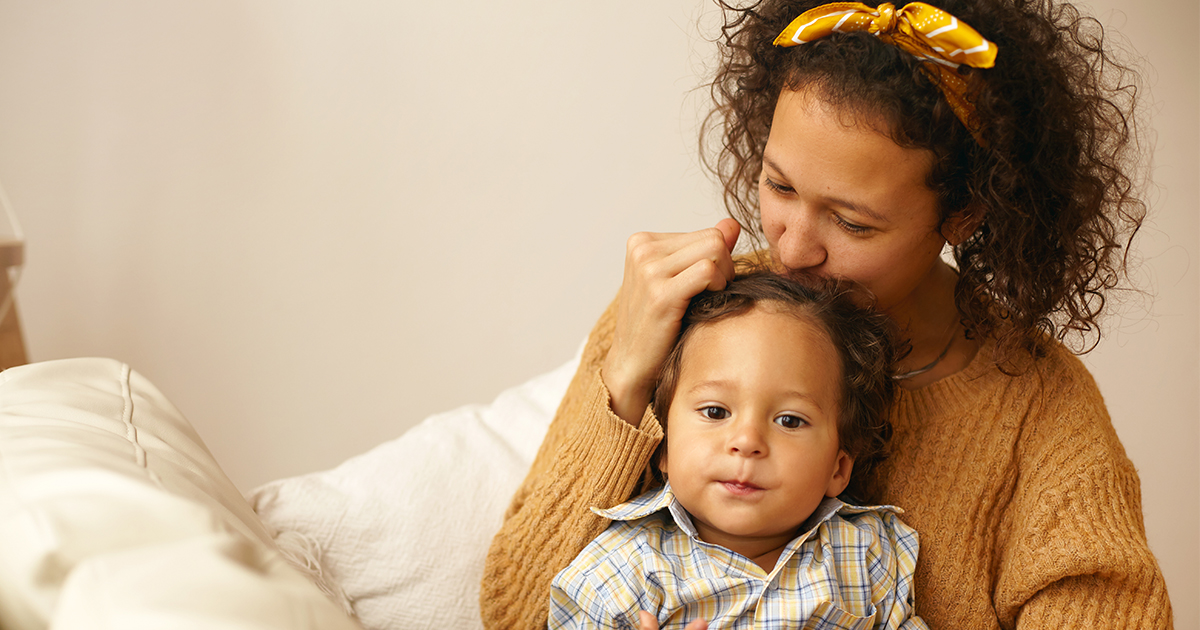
[481,297,1173,629]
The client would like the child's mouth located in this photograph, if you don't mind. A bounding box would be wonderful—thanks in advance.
[720,480,764,496]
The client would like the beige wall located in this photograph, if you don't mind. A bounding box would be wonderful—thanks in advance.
[0,0,1194,624]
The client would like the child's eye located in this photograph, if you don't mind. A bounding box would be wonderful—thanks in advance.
[700,406,730,421]
[774,414,807,429]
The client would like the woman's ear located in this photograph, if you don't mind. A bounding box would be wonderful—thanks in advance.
[940,206,984,246]
[825,450,854,498]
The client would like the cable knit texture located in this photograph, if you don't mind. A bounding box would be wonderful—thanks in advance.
[480,296,1173,629]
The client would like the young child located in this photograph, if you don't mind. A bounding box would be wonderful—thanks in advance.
[548,271,924,630]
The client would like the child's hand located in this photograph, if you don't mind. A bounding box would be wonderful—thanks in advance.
[603,218,740,425]
[637,610,708,630]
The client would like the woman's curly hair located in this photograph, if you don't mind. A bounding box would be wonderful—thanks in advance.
[701,0,1145,364]
[652,269,902,499]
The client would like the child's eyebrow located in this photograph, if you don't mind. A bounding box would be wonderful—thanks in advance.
[686,380,827,414]
[778,390,827,414]
[687,380,725,394]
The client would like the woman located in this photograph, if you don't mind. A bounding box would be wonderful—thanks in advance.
[481,0,1172,627]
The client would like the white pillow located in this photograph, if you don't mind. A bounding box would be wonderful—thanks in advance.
[0,358,359,630]
[249,350,578,630]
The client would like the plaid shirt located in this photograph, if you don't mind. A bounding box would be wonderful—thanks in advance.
[549,484,928,630]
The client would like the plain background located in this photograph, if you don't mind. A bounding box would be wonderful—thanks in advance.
[0,0,1194,625]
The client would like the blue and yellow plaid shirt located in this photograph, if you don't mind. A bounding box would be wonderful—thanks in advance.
[549,483,927,630]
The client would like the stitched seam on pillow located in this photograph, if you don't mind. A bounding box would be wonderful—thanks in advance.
[119,363,164,488]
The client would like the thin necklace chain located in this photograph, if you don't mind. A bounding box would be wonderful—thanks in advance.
[893,322,958,381]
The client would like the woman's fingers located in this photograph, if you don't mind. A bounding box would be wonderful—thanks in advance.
[716,217,741,253]
[626,224,737,283]
[603,220,742,425]
[638,611,708,630]
[667,257,727,299]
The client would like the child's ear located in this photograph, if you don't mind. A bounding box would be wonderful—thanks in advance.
[650,435,669,485]
[824,450,854,498]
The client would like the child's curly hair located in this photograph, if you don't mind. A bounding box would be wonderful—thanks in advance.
[702,0,1145,365]
[652,270,902,499]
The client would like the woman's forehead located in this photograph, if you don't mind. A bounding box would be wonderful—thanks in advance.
[764,88,938,216]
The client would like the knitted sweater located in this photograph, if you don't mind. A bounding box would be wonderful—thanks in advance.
[480,296,1173,629]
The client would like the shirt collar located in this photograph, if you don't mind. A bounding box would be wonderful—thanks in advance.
[592,483,675,521]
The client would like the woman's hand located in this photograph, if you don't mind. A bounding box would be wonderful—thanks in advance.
[638,611,708,630]
[602,218,741,425]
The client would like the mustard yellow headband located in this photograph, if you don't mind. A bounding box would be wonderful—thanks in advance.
[773,2,997,143]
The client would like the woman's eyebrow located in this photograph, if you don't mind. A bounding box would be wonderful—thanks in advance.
[762,156,890,224]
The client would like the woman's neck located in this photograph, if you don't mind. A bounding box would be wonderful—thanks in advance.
[887,260,982,389]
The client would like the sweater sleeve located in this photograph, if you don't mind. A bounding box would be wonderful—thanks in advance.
[480,295,664,630]
[992,352,1173,629]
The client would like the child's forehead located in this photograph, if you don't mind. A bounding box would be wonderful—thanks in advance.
[681,303,838,364]
[676,302,846,399]
[690,301,828,340]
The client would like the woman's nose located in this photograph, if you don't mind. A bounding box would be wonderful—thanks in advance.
[727,419,767,457]
[775,213,827,271]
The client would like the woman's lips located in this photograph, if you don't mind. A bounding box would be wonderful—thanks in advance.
[720,480,764,496]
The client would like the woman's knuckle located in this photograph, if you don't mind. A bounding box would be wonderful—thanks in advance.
[703,227,725,248]
[642,257,668,279]
[627,233,657,263]
[627,231,653,249]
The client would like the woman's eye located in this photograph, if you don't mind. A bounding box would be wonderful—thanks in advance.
[701,406,730,420]
[763,177,794,194]
[774,414,807,429]
[833,214,871,235]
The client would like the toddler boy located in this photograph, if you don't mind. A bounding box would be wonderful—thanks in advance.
[549,272,927,630]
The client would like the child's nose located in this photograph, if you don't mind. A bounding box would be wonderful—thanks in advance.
[727,419,768,457]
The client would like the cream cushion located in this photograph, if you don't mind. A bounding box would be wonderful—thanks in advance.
[248,351,574,630]
[0,358,359,630]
